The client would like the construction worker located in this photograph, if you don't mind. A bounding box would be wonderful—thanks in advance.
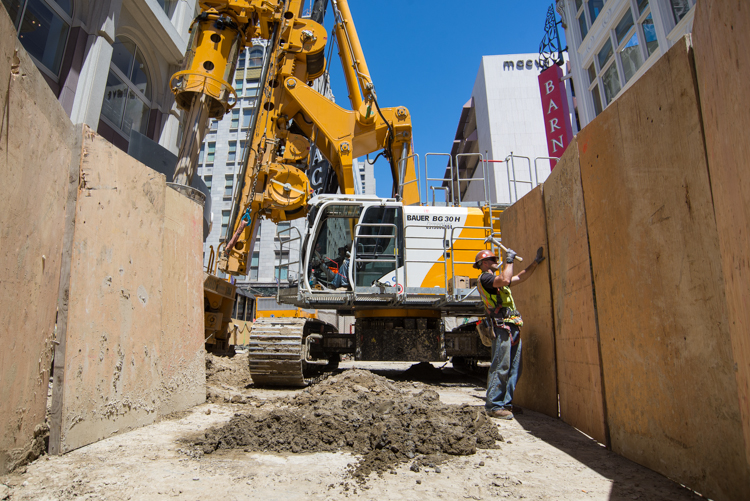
[474,246,545,419]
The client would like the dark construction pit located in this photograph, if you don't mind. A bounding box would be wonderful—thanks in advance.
[192,369,502,481]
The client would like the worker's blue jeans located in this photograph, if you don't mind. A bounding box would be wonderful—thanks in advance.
[486,323,522,412]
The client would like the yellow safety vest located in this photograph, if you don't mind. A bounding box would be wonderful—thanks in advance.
[477,272,523,327]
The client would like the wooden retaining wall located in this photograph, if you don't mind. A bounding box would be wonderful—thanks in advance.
[692,0,750,476]
[496,186,558,418]
[505,18,750,499]
[579,37,749,501]
[0,10,79,474]
[1,4,205,465]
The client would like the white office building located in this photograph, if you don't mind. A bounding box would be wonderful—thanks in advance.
[449,53,575,206]
[556,0,696,128]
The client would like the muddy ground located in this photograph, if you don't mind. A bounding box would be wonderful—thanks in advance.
[0,354,705,500]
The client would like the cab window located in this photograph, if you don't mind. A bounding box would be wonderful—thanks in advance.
[353,206,403,287]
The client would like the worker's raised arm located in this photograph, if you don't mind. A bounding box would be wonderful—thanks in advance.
[488,249,516,288]
[510,247,546,287]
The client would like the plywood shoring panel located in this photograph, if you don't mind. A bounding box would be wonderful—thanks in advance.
[692,0,750,473]
[543,137,608,445]
[497,186,557,417]
[578,37,750,501]
[0,11,78,472]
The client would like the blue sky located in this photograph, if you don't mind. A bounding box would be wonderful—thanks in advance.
[320,1,566,198]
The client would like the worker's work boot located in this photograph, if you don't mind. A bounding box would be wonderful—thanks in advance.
[486,408,514,420]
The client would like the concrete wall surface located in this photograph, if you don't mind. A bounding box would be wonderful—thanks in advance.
[577,37,749,500]
[0,9,78,474]
[50,131,206,454]
[692,0,750,471]
[496,186,557,417]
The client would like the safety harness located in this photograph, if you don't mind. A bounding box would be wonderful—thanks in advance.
[477,271,523,344]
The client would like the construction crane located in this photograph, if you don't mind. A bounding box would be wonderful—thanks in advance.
[170,0,506,384]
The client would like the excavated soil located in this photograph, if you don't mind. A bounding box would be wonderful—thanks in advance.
[205,352,254,394]
[192,369,501,481]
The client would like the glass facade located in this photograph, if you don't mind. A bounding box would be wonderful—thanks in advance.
[582,0,663,115]
[4,0,72,75]
[101,36,151,137]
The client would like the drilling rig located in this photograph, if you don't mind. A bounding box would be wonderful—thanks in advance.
[169,0,507,384]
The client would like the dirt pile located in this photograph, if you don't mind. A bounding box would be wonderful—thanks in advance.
[192,369,502,481]
[205,352,253,402]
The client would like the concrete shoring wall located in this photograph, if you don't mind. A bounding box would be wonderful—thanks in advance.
[578,37,750,500]
[692,0,750,471]
[0,10,78,473]
[542,138,609,445]
[50,132,206,453]
[496,186,558,418]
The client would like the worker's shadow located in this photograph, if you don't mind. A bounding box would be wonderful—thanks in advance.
[512,411,702,500]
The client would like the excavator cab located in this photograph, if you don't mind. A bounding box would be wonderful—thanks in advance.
[301,196,404,292]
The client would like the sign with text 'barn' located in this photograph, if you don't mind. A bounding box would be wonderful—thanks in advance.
[538,65,573,169]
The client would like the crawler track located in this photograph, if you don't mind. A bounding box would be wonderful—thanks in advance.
[247,318,307,386]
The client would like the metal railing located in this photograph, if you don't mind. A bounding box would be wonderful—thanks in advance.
[449,225,493,300]
[534,156,559,185]
[352,222,399,296]
[505,153,533,204]
[425,153,454,206]
[275,225,302,298]
[456,152,487,205]
[397,151,422,203]
[402,224,449,293]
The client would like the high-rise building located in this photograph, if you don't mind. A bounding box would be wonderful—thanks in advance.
[1,0,196,154]
[449,53,575,206]
[556,0,696,128]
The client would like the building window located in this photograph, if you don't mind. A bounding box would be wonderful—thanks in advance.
[237,49,246,69]
[203,174,212,191]
[221,210,230,238]
[249,251,259,280]
[155,0,176,16]
[4,0,73,76]
[101,36,151,137]
[239,140,246,161]
[206,141,215,164]
[224,174,233,198]
[276,221,291,241]
[586,0,658,114]
[248,46,264,67]
[230,109,239,129]
[234,78,243,96]
[227,141,237,162]
[209,118,218,130]
[242,109,253,129]
[669,0,694,25]
[574,0,605,43]
[245,78,259,97]
[199,143,205,164]
[274,250,289,282]
[275,267,289,281]
[587,0,605,24]
[598,38,620,105]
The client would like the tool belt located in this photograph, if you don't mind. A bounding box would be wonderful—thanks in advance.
[488,307,521,326]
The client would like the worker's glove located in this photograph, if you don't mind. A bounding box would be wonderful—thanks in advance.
[535,246,545,264]
[504,249,517,264]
